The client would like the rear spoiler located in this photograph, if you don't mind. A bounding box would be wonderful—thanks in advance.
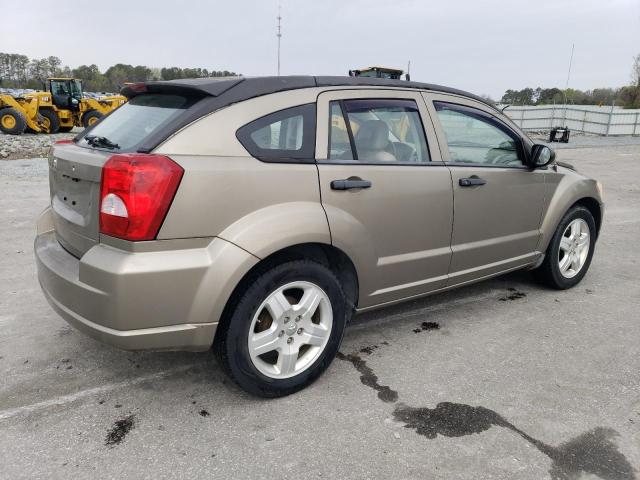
[120,77,244,99]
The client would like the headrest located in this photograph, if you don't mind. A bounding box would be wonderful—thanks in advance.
[354,120,390,150]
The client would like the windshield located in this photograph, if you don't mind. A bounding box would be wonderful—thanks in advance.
[80,93,199,152]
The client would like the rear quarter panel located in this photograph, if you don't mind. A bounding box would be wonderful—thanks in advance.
[155,88,332,258]
[157,155,330,256]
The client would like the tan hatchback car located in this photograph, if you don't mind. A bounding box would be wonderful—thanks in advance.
[35,76,603,397]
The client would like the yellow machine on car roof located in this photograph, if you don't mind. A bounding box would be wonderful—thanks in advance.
[348,66,407,80]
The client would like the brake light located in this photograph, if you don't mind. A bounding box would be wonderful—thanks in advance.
[128,82,147,93]
[99,154,183,241]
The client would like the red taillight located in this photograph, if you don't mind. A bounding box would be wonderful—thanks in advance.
[99,154,183,241]
[128,82,147,93]
[54,139,74,145]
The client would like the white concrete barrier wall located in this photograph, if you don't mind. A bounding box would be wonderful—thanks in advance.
[504,105,640,136]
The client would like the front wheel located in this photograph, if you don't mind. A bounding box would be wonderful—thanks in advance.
[215,260,350,397]
[39,109,60,134]
[533,205,597,289]
[82,110,103,128]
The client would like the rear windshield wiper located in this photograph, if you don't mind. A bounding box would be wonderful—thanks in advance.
[85,135,120,150]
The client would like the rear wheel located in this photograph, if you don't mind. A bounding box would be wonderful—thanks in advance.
[533,206,596,289]
[39,109,60,134]
[0,107,27,135]
[82,110,103,128]
[215,260,350,397]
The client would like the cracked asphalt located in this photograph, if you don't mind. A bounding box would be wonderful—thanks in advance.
[1,139,639,479]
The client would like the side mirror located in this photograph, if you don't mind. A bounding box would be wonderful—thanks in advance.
[530,144,555,168]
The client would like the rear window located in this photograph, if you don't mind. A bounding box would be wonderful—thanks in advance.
[236,103,316,162]
[80,94,199,152]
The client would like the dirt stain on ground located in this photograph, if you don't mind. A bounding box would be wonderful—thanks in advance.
[105,415,136,447]
[413,321,440,333]
[336,352,398,403]
[359,345,379,355]
[199,409,210,417]
[499,287,527,301]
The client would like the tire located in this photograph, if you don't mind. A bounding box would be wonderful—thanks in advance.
[39,109,60,134]
[215,260,351,397]
[82,110,103,128]
[0,107,27,135]
[533,205,597,289]
[58,126,74,133]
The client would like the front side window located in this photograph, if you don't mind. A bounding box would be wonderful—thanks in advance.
[328,98,430,163]
[237,103,316,162]
[434,102,523,166]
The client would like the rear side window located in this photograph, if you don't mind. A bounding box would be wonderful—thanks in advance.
[236,104,316,162]
[328,99,430,163]
[80,94,199,152]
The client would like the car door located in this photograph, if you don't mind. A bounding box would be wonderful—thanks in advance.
[315,89,453,308]
[423,92,546,285]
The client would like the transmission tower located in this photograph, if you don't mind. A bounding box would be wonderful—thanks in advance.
[277,4,282,76]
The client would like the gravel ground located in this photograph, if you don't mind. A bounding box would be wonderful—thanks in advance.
[0,141,639,480]
[0,129,80,160]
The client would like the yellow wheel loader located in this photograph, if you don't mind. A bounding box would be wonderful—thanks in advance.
[0,78,126,135]
[348,66,406,80]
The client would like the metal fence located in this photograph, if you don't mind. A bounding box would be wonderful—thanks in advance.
[504,105,640,136]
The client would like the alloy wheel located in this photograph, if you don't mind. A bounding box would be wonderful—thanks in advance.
[558,218,590,279]
[247,281,333,379]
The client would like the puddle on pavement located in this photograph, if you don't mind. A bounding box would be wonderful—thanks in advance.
[336,352,398,403]
[339,347,637,480]
[393,402,506,438]
[394,403,635,480]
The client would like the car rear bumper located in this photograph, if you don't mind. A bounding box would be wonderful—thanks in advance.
[35,207,258,352]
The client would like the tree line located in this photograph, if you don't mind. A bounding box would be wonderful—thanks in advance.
[500,86,640,108]
[0,52,238,92]
[500,54,640,108]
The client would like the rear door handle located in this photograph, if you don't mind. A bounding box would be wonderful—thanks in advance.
[459,177,487,187]
[331,179,372,190]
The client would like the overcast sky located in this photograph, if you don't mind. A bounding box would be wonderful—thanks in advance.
[2,0,639,98]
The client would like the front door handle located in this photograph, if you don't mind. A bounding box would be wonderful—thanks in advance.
[459,176,487,187]
[331,178,372,190]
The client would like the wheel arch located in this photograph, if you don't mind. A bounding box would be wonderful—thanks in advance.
[213,242,359,346]
[572,196,602,236]
[539,193,603,253]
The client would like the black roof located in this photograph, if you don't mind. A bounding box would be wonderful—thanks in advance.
[121,75,495,110]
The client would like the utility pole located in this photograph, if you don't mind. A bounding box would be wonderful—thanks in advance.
[277,3,282,76]
[565,43,575,91]
[562,43,575,125]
